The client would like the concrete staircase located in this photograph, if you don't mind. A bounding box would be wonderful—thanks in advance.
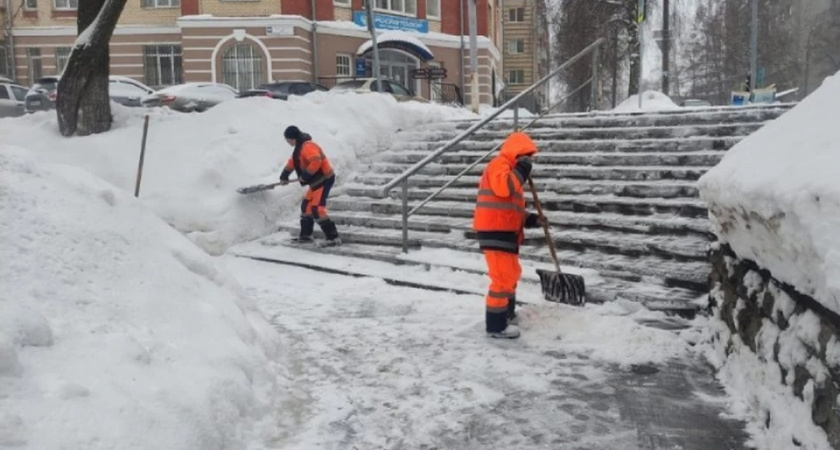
[277,105,793,312]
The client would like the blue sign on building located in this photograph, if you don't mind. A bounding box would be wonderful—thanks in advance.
[353,11,429,34]
[355,58,367,77]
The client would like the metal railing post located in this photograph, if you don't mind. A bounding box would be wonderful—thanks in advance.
[513,99,519,130]
[401,180,409,253]
[590,44,601,111]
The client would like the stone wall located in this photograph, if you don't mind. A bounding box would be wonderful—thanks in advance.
[709,243,840,447]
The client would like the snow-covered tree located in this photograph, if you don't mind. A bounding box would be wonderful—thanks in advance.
[56,0,128,137]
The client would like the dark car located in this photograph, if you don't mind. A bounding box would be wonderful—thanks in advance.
[24,76,60,113]
[238,81,328,100]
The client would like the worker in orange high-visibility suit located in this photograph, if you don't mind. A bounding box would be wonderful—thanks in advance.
[279,126,341,247]
[473,131,544,339]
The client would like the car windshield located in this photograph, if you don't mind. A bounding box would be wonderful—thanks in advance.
[260,83,295,94]
[31,79,59,93]
[332,80,367,91]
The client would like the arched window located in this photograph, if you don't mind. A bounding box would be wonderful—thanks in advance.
[222,43,264,91]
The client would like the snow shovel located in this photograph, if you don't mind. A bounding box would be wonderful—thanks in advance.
[527,177,586,306]
[237,178,298,194]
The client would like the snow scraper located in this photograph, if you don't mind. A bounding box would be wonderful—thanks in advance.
[237,179,298,194]
[528,177,586,306]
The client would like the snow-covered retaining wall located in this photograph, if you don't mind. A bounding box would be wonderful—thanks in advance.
[708,244,840,449]
[700,72,840,450]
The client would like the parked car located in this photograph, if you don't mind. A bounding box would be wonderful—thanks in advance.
[0,81,29,118]
[330,78,427,103]
[24,76,156,113]
[108,76,155,107]
[141,82,239,112]
[238,81,328,100]
[24,76,60,113]
[681,99,712,108]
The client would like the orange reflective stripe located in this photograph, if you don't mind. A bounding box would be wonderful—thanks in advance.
[475,201,526,213]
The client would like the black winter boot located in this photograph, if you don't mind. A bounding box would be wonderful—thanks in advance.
[317,219,342,247]
[293,216,315,243]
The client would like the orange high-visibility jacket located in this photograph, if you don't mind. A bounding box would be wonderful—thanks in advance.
[472,132,538,253]
[284,135,334,189]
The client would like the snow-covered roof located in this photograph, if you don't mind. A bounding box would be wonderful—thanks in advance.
[356,31,435,61]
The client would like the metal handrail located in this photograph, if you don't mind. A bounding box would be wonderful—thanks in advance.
[382,38,604,252]
[381,38,604,196]
[405,78,595,217]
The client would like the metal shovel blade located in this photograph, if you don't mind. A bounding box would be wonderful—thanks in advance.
[536,269,586,306]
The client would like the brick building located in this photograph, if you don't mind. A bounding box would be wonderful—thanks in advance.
[0,0,503,104]
[499,0,549,112]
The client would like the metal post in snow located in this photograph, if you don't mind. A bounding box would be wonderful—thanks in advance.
[637,0,646,109]
[134,115,150,198]
[401,180,409,253]
[749,0,758,98]
[365,0,382,92]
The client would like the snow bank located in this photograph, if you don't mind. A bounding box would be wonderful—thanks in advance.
[613,90,680,112]
[0,145,282,449]
[478,103,535,119]
[0,92,474,254]
[699,72,840,315]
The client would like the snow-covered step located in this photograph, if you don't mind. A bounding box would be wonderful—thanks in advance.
[400,122,765,143]
[394,136,743,154]
[456,106,792,130]
[346,178,701,199]
[367,162,713,181]
[331,194,708,219]
[379,150,726,167]
[329,208,710,238]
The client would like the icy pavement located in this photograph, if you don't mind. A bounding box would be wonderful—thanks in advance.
[224,254,749,450]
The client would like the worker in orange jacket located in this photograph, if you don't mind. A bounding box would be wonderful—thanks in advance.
[279,126,341,247]
[473,131,544,339]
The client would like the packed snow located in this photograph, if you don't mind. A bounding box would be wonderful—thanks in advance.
[0,145,282,449]
[699,71,840,315]
[0,92,475,255]
[613,91,680,112]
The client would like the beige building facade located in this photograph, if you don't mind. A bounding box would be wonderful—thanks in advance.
[500,0,549,111]
[0,0,505,105]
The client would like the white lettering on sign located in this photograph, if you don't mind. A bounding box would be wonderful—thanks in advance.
[266,25,294,37]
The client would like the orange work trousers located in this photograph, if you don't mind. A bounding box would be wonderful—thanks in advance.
[483,249,521,332]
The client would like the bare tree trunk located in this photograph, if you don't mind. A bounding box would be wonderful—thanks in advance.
[56,0,128,137]
[627,20,640,95]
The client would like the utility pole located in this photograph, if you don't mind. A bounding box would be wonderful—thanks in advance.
[749,0,758,97]
[468,0,479,113]
[4,0,16,81]
[637,0,646,109]
[661,0,670,95]
[364,0,382,92]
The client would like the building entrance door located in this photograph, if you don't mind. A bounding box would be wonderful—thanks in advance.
[367,49,419,94]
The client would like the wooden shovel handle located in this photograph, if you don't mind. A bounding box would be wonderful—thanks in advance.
[527,176,561,273]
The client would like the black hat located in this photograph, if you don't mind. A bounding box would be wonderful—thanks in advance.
[284,126,302,140]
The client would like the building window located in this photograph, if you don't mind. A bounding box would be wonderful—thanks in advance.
[143,45,183,87]
[507,39,524,54]
[141,0,180,8]
[25,0,37,9]
[375,0,416,15]
[334,0,350,5]
[336,54,351,77]
[0,47,8,77]
[53,0,77,10]
[55,47,71,75]
[508,7,524,22]
[27,48,43,85]
[426,0,440,18]
[507,70,525,85]
[222,43,264,91]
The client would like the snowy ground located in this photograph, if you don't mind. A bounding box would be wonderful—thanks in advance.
[224,243,751,450]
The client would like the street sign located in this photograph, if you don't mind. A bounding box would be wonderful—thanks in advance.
[355,58,366,77]
[428,67,447,79]
[411,68,430,79]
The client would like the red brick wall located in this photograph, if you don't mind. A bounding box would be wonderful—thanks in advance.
[181,0,198,15]
[441,0,490,37]
[416,0,426,19]
[281,0,335,20]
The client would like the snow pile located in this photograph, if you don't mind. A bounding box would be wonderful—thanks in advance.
[0,145,283,449]
[478,103,536,119]
[613,90,680,112]
[0,92,474,254]
[699,72,840,314]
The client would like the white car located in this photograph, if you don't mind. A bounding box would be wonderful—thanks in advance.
[0,82,29,118]
[141,83,239,112]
